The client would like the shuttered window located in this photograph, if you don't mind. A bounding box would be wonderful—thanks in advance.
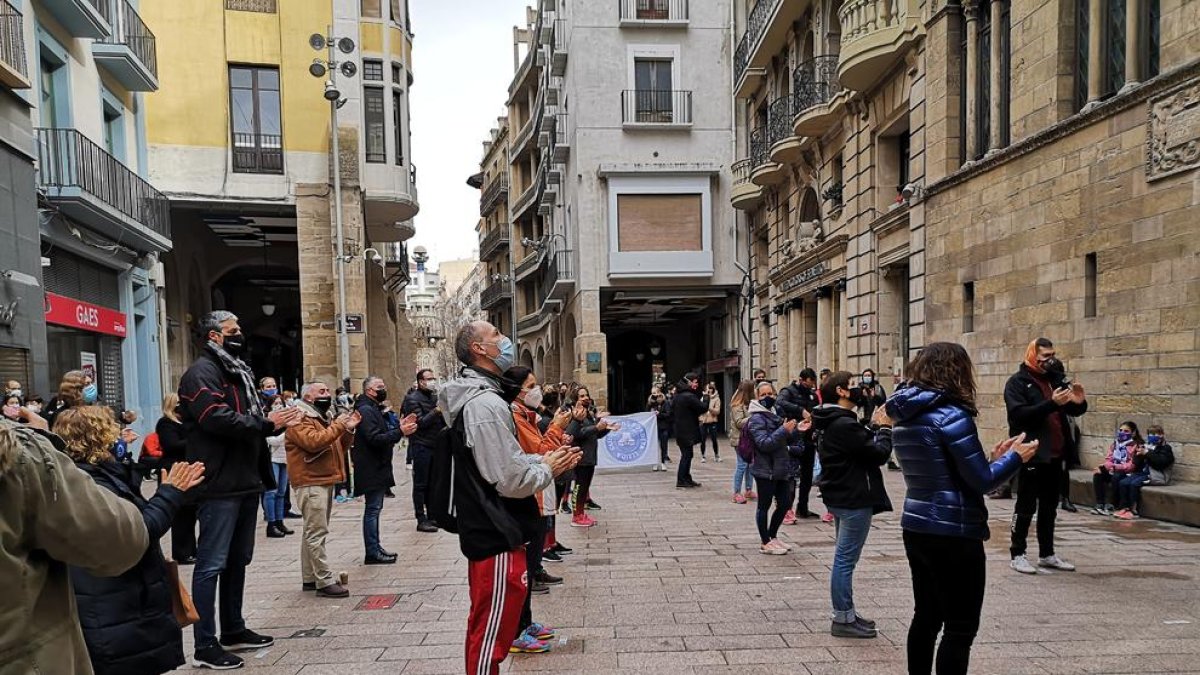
[616,194,702,252]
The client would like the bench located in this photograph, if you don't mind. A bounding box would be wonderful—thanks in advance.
[1068,469,1200,528]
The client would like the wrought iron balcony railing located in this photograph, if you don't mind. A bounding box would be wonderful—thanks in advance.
[0,1,28,86]
[480,279,513,310]
[95,0,158,81]
[480,174,509,217]
[768,95,797,146]
[619,0,688,22]
[479,225,510,261]
[621,90,693,125]
[749,126,770,169]
[734,0,780,84]
[793,55,841,112]
[232,132,283,174]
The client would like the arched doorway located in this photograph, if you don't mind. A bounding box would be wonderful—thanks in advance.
[210,263,302,391]
[606,329,660,414]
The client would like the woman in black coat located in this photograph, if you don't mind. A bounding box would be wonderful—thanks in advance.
[54,405,206,675]
[156,392,197,563]
[564,386,616,528]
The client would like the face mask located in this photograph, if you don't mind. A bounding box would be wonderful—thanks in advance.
[83,383,99,404]
[523,386,544,409]
[1147,435,1162,446]
[26,403,41,414]
[223,333,247,356]
[2,405,19,420]
[422,380,439,394]
[374,388,389,403]
[313,397,333,415]
[1117,430,1133,443]
[262,388,278,398]
[8,389,21,399]
[862,376,873,385]
[484,336,515,372]
[760,396,776,409]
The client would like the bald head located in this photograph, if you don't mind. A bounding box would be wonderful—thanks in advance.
[455,320,494,366]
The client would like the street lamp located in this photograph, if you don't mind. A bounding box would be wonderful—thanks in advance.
[309,30,357,391]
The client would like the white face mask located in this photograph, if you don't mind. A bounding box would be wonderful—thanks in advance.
[523,386,544,410]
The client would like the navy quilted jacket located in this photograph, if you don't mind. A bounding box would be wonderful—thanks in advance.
[887,385,1023,540]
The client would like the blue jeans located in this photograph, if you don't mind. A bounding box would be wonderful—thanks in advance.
[829,506,874,624]
[193,494,259,648]
[261,462,288,522]
[1117,473,1150,510]
[363,489,386,557]
[732,454,753,493]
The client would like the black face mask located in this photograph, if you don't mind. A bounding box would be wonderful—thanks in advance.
[223,333,247,356]
[373,388,389,403]
[313,397,333,415]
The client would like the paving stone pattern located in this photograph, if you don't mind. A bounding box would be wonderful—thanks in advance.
[169,454,1200,674]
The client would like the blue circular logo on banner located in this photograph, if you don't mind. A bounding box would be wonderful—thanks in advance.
[604,421,648,464]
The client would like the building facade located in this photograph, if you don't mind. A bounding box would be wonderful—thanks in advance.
[480,1,743,413]
[143,0,417,393]
[477,115,513,338]
[431,258,484,381]
[0,0,169,435]
[732,0,1197,481]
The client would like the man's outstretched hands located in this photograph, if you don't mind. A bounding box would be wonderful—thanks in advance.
[544,445,582,477]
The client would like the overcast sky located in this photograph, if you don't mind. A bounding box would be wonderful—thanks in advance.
[409,0,527,270]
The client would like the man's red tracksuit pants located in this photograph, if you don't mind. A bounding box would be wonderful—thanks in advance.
[464,547,528,675]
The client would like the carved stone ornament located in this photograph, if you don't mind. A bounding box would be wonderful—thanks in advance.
[1147,80,1200,182]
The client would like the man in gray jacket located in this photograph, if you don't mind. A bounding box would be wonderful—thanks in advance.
[441,320,579,675]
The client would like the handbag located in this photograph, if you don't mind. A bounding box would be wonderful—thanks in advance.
[165,560,200,627]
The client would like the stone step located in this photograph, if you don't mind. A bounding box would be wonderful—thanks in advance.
[1068,469,1200,528]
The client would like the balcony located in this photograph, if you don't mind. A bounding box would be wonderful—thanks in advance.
[93,0,158,91]
[479,224,510,261]
[768,94,802,164]
[364,163,419,242]
[514,248,542,281]
[480,279,513,311]
[793,55,845,137]
[733,0,809,99]
[36,127,171,252]
[748,126,784,186]
[538,180,557,216]
[621,90,693,128]
[479,174,509,217]
[730,158,763,210]
[538,248,573,309]
[509,108,539,163]
[511,179,539,221]
[550,19,567,77]
[0,1,30,90]
[838,0,923,92]
[232,133,283,174]
[550,113,569,163]
[619,0,688,26]
[40,0,109,39]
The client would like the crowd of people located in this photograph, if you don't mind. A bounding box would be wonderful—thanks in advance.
[0,313,1183,675]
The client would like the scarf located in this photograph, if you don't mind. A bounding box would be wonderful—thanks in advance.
[1023,340,1044,374]
[205,340,263,418]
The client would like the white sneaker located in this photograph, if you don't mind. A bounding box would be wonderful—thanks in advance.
[700,457,707,463]
[1038,555,1076,571]
[1010,555,1038,574]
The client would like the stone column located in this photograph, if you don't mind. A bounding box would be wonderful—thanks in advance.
[1123,2,1140,91]
[1085,0,1104,107]
[816,294,833,370]
[988,0,1005,152]
[788,304,804,380]
[775,309,790,383]
[963,0,981,160]
[574,289,608,408]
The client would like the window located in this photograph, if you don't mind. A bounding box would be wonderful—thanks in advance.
[1075,0,1159,110]
[363,59,384,81]
[230,66,282,173]
[1104,0,1127,97]
[364,86,386,163]
[392,63,403,84]
[102,105,124,161]
[896,132,911,197]
[632,58,673,122]
[361,0,381,19]
[39,56,67,129]
[392,90,404,165]
[617,194,702,252]
[962,282,975,333]
[389,0,402,23]
[976,2,992,157]
[1074,0,1090,111]
[1084,253,1097,317]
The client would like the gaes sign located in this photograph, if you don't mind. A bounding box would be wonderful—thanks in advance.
[44,292,128,338]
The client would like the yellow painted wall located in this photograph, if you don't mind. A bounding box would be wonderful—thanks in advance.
[144,0,331,153]
[360,22,384,55]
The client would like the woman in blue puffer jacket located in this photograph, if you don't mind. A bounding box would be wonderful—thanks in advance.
[887,342,1038,675]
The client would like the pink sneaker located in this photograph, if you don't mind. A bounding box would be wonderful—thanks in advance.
[571,514,596,528]
[745,490,757,501]
[821,512,834,523]
[782,509,798,525]
[1113,509,1136,520]
[733,493,747,504]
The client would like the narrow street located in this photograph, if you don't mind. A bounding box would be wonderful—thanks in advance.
[172,454,1200,675]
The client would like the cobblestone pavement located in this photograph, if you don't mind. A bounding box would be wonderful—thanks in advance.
[169,453,1200,675]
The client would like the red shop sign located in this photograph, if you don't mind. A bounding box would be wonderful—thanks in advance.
[44,292,127,338]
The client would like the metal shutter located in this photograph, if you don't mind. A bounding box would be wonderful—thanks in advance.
[44,250,121,310]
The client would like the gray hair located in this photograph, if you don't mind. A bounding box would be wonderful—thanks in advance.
[755,380,776,396]
[300,381,327,399]
[362,375,383,391]
[198,311,237,339]
[455,321,486,365]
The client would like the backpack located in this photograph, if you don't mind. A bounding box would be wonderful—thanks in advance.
[425,414,465,533]
[736,428,755,462]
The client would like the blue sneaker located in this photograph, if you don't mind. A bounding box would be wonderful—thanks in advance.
[524,623,556,641]
[334,494,349,504]
[509,634,551,653]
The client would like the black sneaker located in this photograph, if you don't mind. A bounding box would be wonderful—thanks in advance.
[416,520,439,533]
[284,511,302,519]
[278,522,295,535]
[219,629,274,651]
[887,460,900,471]
[585,499,602,511]
[559,502,571,514]
[542,550,564,563]
[176,555,197,565]
[534,569,563,585]
[302,582,316,591]
[830,619,877,639]
[552,543,573,555]
[192,644,244,670]
[855,614,877,629]
[529,580,550,595]
[364,553,398,565]
[265,523,286,538]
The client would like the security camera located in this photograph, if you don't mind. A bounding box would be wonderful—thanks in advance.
[901,182,924,202]
[336,97,348,109]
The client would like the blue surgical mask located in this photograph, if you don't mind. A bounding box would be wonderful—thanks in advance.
[1147,434,1162,446]
[83,383,99,404]
[1116,430,1133,443]
[262,388,278,398]
[489,336,515,372]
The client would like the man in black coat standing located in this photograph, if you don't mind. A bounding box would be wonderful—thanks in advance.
[401,369,446,533]
[354,375,418,564]
[178,311,302,670]
[776,368,820,517]
[671,373,709,489]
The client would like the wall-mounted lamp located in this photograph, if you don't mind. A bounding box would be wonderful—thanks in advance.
[3,270,40,288]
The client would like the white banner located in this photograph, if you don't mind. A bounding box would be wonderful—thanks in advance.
[596,412,660,469]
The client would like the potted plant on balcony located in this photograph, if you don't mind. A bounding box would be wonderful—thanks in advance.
[821,182,844,218]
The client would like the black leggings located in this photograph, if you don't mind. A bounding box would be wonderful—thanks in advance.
[904,530,985,675]
[755,478,792,545]
[573,465,596,515]
[700,423,720,457]
[795,446,815,515]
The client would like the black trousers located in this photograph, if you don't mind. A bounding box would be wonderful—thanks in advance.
[676,441,695,484]
[1092,469,1128,507]
[904,530,986,675]
[795,446,816,515]
[573,464,596,514]
[1010,461,1061,559]
[171,503,198,560]
[410,442,433,521]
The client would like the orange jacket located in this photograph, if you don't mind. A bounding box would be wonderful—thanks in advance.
[284,402,350,488]
[512,402,565,510]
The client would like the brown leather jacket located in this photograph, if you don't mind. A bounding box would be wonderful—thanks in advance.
[284,401,349,488]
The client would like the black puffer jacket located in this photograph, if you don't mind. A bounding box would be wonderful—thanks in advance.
[155,417,188,469]
[353,394,403,495]
[775,382,818,422]
[671,381,709,445]
[178,351,275,498]
[813,404,893,514]
[70,460,185,675]
[402,386,445,448]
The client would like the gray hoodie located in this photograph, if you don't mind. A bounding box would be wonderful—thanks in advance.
[440,368,553,499]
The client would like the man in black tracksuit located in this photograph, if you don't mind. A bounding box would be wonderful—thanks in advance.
[775,368,820,517]
[402,369,446,533]
[1005,338,1088,574]
[671,373,709,488]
